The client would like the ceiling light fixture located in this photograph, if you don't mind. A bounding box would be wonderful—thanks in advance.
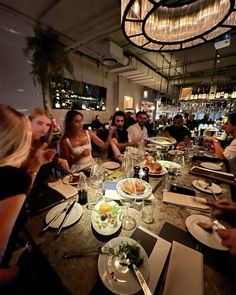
[121,0,236,52]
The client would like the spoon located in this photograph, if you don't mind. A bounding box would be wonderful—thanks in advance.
[63,246,114,259]
[204,180,219,201]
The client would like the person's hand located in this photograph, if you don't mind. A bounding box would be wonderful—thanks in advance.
[210,199,236,221]
[34,142,56,164]
[82,149,90,157]
[58,158,70,172]
[176,141,186,150]
[216,228,236,255]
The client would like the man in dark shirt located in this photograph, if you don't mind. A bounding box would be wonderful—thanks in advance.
[91,115,104,130]
[164,114,191,144]
[108,111,136,158]
[126,111,136,127]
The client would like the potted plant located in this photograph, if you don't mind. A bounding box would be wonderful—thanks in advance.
[24,23,74,113]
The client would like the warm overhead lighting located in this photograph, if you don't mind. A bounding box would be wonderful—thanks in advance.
[121,0,236,52]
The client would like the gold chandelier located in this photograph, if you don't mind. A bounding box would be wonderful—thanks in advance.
[121,0,236,51]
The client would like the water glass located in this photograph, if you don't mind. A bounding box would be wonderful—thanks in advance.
[87,182,98,209]
[141,199,154,224]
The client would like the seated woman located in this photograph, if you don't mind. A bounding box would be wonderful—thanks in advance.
[60,110,113,172]
[0,104,56,286]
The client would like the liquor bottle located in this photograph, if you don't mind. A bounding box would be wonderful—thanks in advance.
[133,166,140,178]
[77,172,88,205]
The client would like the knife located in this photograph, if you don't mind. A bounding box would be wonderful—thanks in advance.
[132,264,152,295]
[56,200,76,236]
[41,201,72,233]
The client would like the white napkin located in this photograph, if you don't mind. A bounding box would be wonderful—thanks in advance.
[191,165,234,177]
[163,192,209,211]
[163,241,204,295]
[48,180,78,199]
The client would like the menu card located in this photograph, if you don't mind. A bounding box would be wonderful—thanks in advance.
[163,241,204,295]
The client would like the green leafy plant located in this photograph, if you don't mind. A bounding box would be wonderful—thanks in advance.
[24,23,74,113]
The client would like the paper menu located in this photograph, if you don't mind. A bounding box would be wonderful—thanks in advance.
[163,241,204,295]
[163,192,209,211]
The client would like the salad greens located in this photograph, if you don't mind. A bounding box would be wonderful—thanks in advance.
[117,242,143,269]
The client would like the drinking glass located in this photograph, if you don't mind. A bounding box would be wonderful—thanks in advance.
[119,196,136,230]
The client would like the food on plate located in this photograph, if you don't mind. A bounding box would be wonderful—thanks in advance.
[145,156,162,174]
[116,242,143,269]
[197,221,213,233]
[121,179,146,195]
[94,203,120,229]
[69,174,80,183]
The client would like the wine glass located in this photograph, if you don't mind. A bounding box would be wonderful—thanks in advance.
[90,165,104,202]
[119,196,136,230]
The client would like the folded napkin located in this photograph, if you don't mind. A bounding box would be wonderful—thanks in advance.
[48,180,78,199]
[190,166,235,185]
[163,241,204,295]
[163,192,209,211]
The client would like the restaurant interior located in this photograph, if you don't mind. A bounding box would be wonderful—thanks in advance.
[1,1,236,295]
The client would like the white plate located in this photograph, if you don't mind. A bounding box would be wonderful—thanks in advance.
[116,178,152,199]
[186,214,228,251]
[102,161,120,170]
[62,173,80,185]
[200,162,222,171]
[157,160,181,170]
[149,167,168,177]
[45,202,82,228]
[168,150,185,156]
[91,200,121,235]
[149,136,176,146]
[98,237,150,294]
[192,179,222,194]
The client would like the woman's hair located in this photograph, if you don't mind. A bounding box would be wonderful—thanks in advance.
[28,108,52,121]
[0,104,32,167]
[62,110,83,138]
[228,113,236,126]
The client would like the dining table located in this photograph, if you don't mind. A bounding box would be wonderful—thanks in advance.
[24,154,236,295]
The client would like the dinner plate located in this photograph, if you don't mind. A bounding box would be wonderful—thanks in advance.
[200,162,222,171]
[98,237,150,294]
[186,214,228,251]
[140,160,168,177]
[149,167,168,177]
[192,179,222,194]
[101,161,120,170]
[116,178,152,199]
[149,136,176,146]
[168,150,185,156]
[91,200,121,235]
[62,173,80,185]
[45,202,83,228]
[157,160,182,170]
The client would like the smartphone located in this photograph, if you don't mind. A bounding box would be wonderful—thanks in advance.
[170,185,196,196]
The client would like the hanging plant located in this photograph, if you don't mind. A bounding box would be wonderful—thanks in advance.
[24,22,74,114]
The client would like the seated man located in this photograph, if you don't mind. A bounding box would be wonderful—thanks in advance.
[204,113,236,175]
[127,111,148,144]
[163,114,191,147]
[108,111,137,160]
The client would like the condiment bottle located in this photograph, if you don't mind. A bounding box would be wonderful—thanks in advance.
[142,167,149,183]
[133,166,140,178]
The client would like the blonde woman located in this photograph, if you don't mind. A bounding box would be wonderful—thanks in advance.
[0,104,55,285]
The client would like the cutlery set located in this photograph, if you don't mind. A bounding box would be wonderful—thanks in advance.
[41,200,76,236]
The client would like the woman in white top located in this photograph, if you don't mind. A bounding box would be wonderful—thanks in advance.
[60,110,113,172]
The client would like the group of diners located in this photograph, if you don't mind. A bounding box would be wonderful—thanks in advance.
[1,103,236,292]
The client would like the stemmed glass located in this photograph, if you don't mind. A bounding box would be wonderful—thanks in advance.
[89,161,104,203]
[119,196,136,230]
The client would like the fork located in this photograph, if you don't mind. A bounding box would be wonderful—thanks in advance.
[63,246,114,259]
